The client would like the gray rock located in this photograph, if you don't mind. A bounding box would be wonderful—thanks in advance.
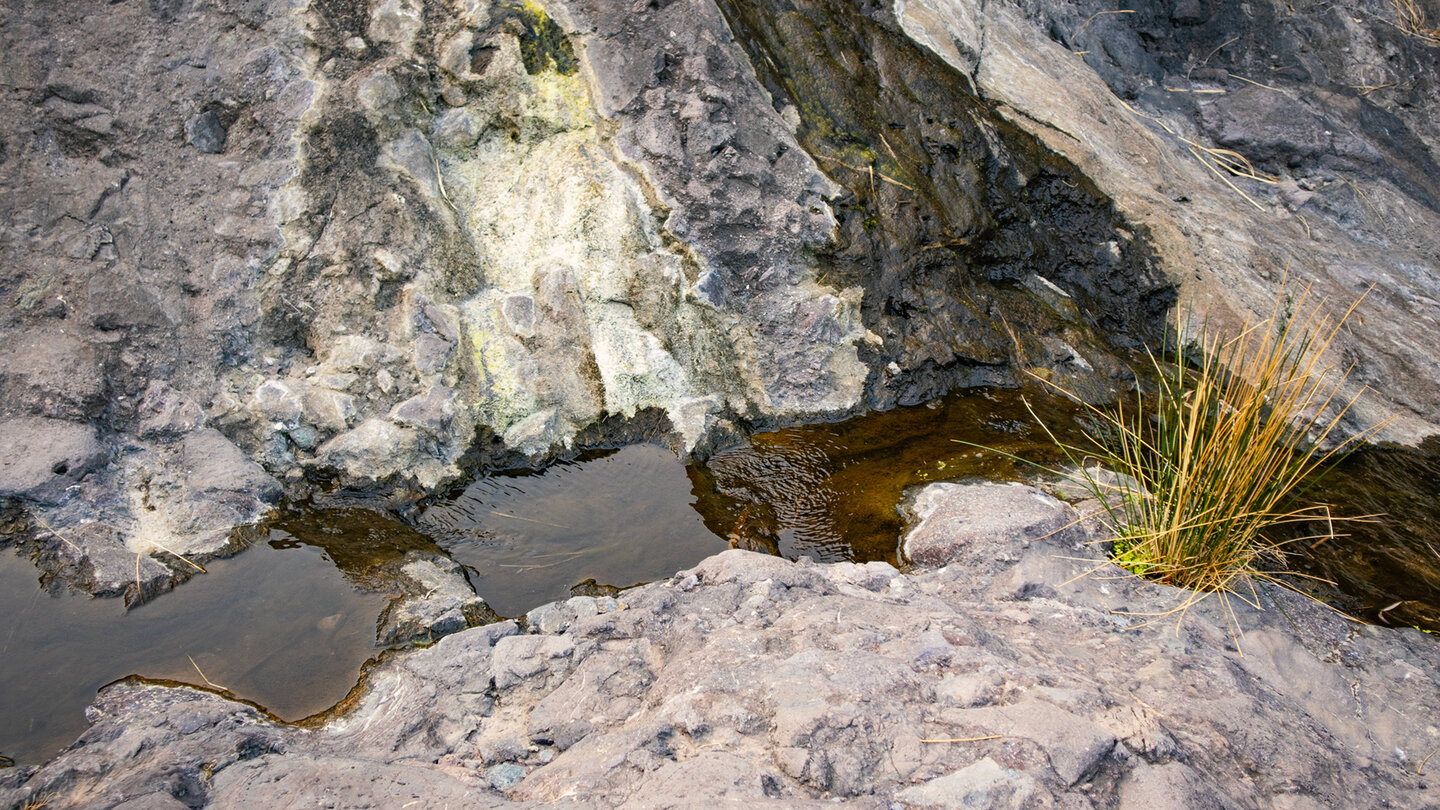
[299,384,356,433]
[0,330,107,420]
[486,762,526,790]
[184,110,226,153]
[135,382,205,438]
[6,541,1440,809]
[902,482,1084,569]
[4,0,1436,610]
[376,552,493,646]
[1118,762,1225,810]
[895,758,1036,809]
[491,634,575,690]
[0,418,106,505]
[181,429,281,504]
[63,522,173,603]
[86,275,173,331]
[389,385,456,437]
[412,332,453,374]
[955,699,1116,786]
[525,597,598,635]
[251,380,304,425]
[111,792,192,810]
[316,419,422,486]
[525,601,574,635]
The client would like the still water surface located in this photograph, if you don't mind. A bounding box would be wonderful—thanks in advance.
[419,444,725,617]
[0,540,387,765]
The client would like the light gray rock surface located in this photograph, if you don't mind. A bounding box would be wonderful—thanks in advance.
[901,481,1085,569]
[0,418,106,505]
[4,483,1438,808]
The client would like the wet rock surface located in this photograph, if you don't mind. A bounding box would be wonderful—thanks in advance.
[5,482,1438,808]
[375,551,498,646]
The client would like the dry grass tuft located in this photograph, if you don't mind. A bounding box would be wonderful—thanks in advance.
[1034,284,1388,617]
[1392,0,1440,43]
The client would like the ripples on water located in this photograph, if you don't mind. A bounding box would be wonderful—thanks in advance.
[1290,437,1440,630]
[691,388,1440,633]
[690,388,1087,564]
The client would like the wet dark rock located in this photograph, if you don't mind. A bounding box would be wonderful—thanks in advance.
[62,522,174,604]
[375,551,495,646]
[713,0,1173,406]
[184,110,226,154]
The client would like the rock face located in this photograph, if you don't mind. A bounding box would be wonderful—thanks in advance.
[5,483,1438,808]
[0,0,1437,601]
[893,0,1440,441]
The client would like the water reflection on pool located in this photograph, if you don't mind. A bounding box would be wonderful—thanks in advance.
[0,540,387,765]
[419,443,727,617]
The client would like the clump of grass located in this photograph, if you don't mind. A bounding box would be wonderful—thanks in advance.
[1392,0,1440,44]
[1040,285,1386,604]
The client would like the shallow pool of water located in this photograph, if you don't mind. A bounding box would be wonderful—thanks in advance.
[419,443,728,617]
[0,539,388,766]
[689,387,1088,564]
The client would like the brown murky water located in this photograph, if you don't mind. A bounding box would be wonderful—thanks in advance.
[4,387,1438,767]
[690,387,1440,632]
[1288,437,1440,631]
[689,387,1088,564]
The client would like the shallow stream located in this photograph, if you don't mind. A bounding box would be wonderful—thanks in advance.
[2,387,1438,766]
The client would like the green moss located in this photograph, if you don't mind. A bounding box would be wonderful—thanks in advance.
[508,1,578,76]
[13,274,55,311]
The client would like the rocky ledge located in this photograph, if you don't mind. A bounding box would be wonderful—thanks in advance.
[4,482,1437,809]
